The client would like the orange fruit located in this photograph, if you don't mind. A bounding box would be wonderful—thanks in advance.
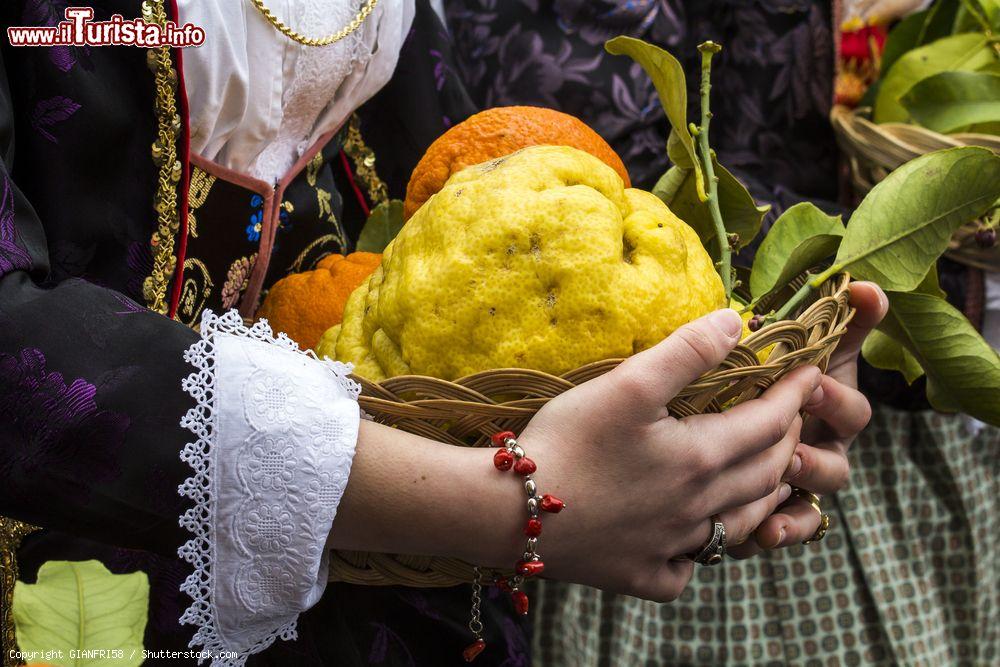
[256,252,381,350]
[403,105,631,219]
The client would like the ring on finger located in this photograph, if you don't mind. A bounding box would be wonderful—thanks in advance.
[790,486,822,515]
[791,486,830,544]
[684,514,727,566]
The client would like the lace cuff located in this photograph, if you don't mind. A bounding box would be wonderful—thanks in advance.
[178,310,360,665]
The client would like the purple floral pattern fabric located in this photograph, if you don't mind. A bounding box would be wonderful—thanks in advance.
[0,174,31,277]
[0,347,129,501]
[444,0,839,207]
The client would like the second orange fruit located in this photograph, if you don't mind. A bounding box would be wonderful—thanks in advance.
[403,106,631,219]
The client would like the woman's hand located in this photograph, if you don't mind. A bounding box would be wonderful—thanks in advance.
[734,281,889,555]
[521,309,823,601]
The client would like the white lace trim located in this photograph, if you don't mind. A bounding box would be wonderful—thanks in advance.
[178,309,360,666]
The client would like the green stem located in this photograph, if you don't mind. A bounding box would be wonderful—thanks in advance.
[961,0,993,34]
[696,41,730,300]
[770,264,841,321]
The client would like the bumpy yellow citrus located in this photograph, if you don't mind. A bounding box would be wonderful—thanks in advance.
[328,145,725,381]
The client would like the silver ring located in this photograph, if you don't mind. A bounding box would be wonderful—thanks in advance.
[686,514,727,566]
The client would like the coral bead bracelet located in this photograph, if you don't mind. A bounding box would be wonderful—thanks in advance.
[463,431,566,662]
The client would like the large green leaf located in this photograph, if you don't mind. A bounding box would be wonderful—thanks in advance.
[835,147,1000,290]
[880,9,932,78]
[356,199,404,253]
[13,560,148,667]
[666,128,693,168]
[901,70,1000,132]
[859,266,943,383]
[605,36,704,198]
[749,202,843,300]
[862,329,926,383]
[916,0,960,45]
[873,33,995,123]
[654,161,769,259]
[878,291,1000,424]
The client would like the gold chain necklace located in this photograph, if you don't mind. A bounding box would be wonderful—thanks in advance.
[249,0,379,47]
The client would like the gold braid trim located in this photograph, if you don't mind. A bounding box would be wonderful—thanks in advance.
[141,0,184,315]
[342,114,389,208]
[1,518,38,667]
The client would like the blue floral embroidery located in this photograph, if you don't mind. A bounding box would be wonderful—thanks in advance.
[246,194,265,242]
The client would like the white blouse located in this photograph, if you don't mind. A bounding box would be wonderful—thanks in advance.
[178,0,414,182]
[173,3,413,664]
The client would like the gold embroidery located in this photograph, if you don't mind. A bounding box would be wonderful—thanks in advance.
[317,188,334,222]
[306,152,323,187]
[141,0,183,315]
[186,168,216,240]
[1,518,38,667]
[343,113,389,207]
[177,257,214,326]
[222,254,258,310]
[287,234,345,274]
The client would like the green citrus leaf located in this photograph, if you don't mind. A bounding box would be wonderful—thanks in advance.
[916,0,960,45]
[356,199,404,253]
[878,291,1000,425]
[655,160,769,260]
[651,166,688,204]
[836,147,1000,290]
[666,129,693,168]
[880,8,933,78]
[605,36,704,198]
[749,202,844,300]
[862,329,926,383]
[901,70,1000,132]
[873,33,995,123]
[13,560,148,667]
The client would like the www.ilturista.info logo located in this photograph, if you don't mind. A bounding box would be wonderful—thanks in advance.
[7,7,205,48]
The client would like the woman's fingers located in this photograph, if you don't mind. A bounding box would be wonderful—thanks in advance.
[803,375,872,442]
[702,415,803,513]
[678,483,793,556]
[611,309,742,416]
[679,365,820,468]
[786,443,852,496]
[825,281,887,381]
[753,497,824,550]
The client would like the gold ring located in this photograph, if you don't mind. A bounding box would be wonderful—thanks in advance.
[791,487,829,544]
[803,513,830,544]
[791,486,822,515]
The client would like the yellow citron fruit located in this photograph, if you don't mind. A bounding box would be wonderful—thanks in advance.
[328,145,725,381]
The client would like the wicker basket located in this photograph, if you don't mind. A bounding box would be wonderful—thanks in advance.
[831,104,1000,272]
[328,273,855,586]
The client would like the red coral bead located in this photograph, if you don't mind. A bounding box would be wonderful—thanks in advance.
[540,494,565,513]
[491,431,516,447]
[493,449,514,471]
[513,456,536,475]
[524,518,542,537]
[511,590,529,615]
[494,577,512,592]
[516,560,545,577]
[463,639,486,662]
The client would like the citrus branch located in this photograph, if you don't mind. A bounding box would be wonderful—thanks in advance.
[695,41,731,299]
[770,265,841,322]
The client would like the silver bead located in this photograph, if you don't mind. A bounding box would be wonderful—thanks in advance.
[527,497,540,516]
[524,479,537,497]
[525,537,538,554]
[510,444,525,459]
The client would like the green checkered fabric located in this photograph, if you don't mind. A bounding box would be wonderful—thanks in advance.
[531,406,999,666]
